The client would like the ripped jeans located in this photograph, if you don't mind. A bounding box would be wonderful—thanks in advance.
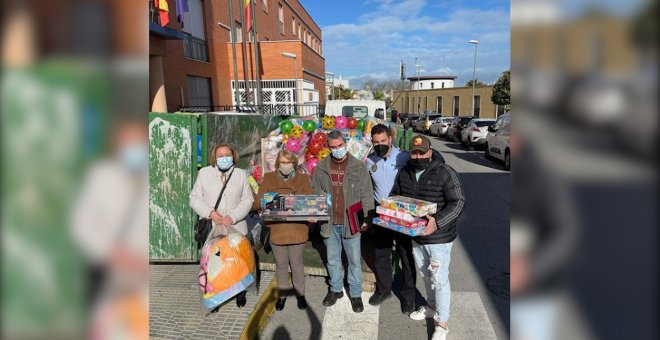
[412,241,454,323]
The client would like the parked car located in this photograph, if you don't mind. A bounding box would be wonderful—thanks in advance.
[403,115,420,130]
[429,117,454,137]
[446,116,476,142]
[461,118,497,150]
[415,114,442,133]
[485,112,511,170]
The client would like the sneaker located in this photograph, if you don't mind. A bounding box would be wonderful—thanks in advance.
[431,325,449,340]
[409,305,435,320]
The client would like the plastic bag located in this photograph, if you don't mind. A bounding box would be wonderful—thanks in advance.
[198,226,256,312]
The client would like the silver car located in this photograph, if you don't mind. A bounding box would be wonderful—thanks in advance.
[429,117,453,137]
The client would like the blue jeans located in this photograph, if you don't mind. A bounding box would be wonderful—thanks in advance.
[412,241,453,323]
[324,225,363,298]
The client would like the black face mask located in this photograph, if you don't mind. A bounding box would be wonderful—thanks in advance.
[373,144,390,158]
[410,158,430,171]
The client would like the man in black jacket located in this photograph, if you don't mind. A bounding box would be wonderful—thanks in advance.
[390,135,465,340]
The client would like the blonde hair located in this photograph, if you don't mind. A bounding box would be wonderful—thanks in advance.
[210,143,239,167]
[275,150,299,171]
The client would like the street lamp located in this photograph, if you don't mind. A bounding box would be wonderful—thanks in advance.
[414,59,421,114]
[281,52,298,115]
[469,39,479,117]
[325,71,335,100]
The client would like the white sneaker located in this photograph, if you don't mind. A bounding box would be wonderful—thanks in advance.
[431,325,449,340]
[409,305,435,320]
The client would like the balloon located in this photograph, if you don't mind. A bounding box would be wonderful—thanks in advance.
[365,118,374,134]
[347,117,358,129]
[302,120,317,132]
[313,132,327,144]
[306,140,323,156]
[305,157,319,175]
[322,116,335,130]
[286,138,302,153]
[290,125,303,139]
[334,116,347,129]
[317,148,330,160]
[280,120,294,135]
[356,118,365,131]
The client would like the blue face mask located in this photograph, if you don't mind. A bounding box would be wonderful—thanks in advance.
[119,144,148,173]
[216,156,234,171]
[331,146,348,159]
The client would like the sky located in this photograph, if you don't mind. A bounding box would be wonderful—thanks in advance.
[299,0,511,89]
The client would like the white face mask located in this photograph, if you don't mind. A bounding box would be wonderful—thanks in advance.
[279,163,295,176]
[216,156,233,171]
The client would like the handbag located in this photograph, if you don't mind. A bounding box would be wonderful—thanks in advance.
[195,170,234,244]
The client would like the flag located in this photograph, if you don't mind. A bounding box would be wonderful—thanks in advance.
[154,0,170,27]
[244,0,252,32]
[176,0,189,27]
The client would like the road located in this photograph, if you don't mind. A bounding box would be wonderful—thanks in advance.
[261,131,510,340]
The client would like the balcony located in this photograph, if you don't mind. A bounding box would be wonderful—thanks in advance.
[183,33,209,62]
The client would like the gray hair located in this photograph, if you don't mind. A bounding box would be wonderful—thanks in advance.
[326,129,346,145]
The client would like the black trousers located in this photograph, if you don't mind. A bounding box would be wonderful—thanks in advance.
[373,226,417,303]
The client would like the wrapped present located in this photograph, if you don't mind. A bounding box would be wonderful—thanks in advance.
[198,234,256,310]
[346,137,372,161]
[261,193,332,221]
[380,195,437,217]
[373,217,426,236]
[378,214,427,228]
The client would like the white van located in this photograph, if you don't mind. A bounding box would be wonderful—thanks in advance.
[324,100,387,121]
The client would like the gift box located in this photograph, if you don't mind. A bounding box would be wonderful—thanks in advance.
[378,214,427,228]
[380,196,437,217]
[373,217,426,236]
[376,206,418,222]
[346,137,372,161]
[261,193,332,221]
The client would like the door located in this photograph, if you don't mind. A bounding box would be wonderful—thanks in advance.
[149,113,199,261]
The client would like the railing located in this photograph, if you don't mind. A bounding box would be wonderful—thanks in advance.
[183,34,209,62]
[179,104,321,116]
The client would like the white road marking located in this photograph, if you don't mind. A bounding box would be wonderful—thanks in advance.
[321,290,380,340]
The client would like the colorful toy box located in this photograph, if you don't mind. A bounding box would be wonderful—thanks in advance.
[380,196,437,217]
[378,214,427,228]
[261,193,332,221]
[346,137,372,161]
[376,206,418,222]
[372,217,427,236]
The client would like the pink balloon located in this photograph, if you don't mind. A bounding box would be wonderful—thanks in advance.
[334,116,348,129]
[286,138,302,153]
[306,157,319,174]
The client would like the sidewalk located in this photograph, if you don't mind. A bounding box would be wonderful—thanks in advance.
[149,264,274,340]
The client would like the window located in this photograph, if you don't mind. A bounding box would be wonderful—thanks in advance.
[181,0,208,61]
[442,82,445,88]
[420,83,423,89]
[341,106,368,118]
[292,17,295,36]
[298,23,301,40]
[473,95,481,117]
[187,76,212,107]
[278,4,284,34]
[436,96,442,114]
[424,97,428,111]
[262,0,268,12]
[183,34,209,61]
[431,82,434,89]
[233,21,242,43]
[453,96,459,116]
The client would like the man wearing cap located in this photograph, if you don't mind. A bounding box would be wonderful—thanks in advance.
[390,135,465,340]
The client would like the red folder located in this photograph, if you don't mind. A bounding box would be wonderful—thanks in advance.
[347,201,364,235]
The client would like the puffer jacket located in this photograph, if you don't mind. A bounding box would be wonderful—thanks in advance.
[390,150,465,244]
[312,154,375,238]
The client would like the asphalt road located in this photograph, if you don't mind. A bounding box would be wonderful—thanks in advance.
[261,130,510,340]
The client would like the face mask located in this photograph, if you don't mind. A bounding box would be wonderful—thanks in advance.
[119,144,148,173]
[216,156,233,171]
[279,164,295,176]
[373,144,390,158]
[331,147,348,159]
[410,158,430,171]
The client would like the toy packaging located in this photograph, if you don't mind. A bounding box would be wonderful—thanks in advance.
[376,206,418,222]
[261,193,332,221]
[346,137,372,161]
[372,217,427,236]
[378,214,427,228]
[380,196,437,217]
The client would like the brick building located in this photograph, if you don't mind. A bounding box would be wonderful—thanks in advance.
[149,0,325,114]
[392,85,506,119]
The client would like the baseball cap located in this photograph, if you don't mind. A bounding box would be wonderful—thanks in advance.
[410,135,431,153]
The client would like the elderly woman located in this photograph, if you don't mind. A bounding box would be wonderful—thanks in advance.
[190,143,254,308]
[253,150,313,311]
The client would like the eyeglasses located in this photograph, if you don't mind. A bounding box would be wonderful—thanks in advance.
[279,161,295,164]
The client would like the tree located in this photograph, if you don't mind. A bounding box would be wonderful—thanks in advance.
[373,90,385,100]
[332,86,353,100]
[465,79,486,87]
[491,70,510,109]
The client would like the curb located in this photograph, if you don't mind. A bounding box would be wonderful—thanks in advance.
[240,277,278,340]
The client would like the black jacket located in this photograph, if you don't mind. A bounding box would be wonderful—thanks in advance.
[390,150,465,244]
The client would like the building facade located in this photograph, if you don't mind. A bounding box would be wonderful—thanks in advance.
[392,85,505,119]
[408,75,456,90]
[149,0,325,114]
